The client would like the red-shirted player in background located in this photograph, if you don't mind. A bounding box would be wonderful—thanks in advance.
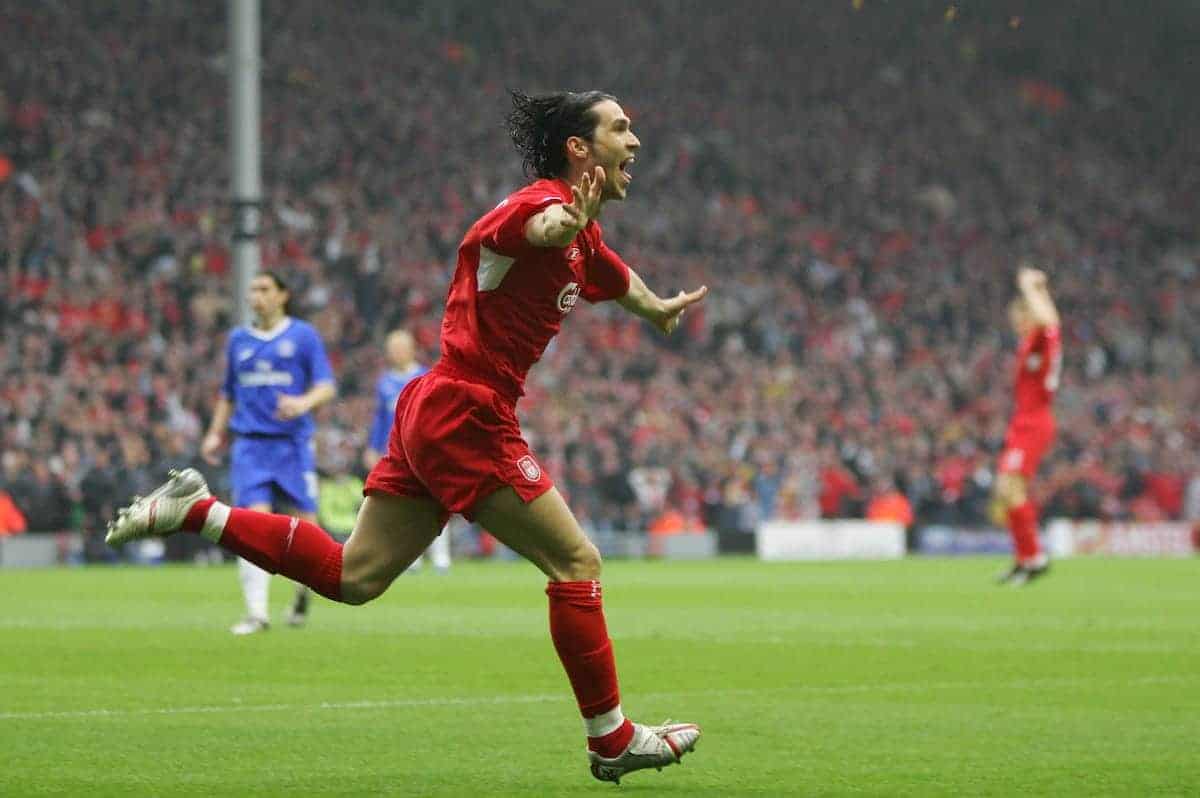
[107,90,706,784]
[993,266,1062,586]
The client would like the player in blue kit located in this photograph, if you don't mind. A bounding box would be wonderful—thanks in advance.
[362,329,450,573]
[364,329,428,470]
[201,272,337,634]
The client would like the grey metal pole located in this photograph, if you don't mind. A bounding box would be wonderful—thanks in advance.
[229,0,261,327]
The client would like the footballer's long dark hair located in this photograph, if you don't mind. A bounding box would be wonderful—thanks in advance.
[507,89,617,179]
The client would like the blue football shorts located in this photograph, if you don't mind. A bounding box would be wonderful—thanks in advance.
[230,435,318,513]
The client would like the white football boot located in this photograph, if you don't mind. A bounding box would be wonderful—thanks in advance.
[106,468,211,546]
[588,721,701,784]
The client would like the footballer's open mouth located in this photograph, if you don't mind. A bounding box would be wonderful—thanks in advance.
[619,156,635,183]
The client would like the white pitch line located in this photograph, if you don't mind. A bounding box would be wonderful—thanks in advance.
[0,692,569,722]
[2,676,1193,722]
[4,618,1195,656]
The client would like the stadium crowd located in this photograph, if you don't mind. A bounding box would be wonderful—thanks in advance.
[2,1,1199,551]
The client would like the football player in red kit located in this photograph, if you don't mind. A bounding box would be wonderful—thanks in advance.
[107,90,706,784]
[993,266,1062,586]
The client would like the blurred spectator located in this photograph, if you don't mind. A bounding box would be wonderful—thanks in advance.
[0,489,27,535]
[866,478,915,527]
[819,454,862,520]
[12,461,71,532]
[1185,465,1200,523]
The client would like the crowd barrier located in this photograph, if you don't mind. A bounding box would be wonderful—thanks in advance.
[592,530,719,560]
[4,520,1197,568]
[913,520,1199,558]
[1046,519,1198,558]
[912,527,1012,556]
[0,532,82,568]
[755,520,906,561]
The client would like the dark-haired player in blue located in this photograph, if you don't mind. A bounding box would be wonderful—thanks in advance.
[362,329,449,573]
[201,272,336,634]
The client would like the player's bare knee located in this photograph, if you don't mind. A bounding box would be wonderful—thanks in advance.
[340,587,369,606]
[343,586,379,606]
[338,572,370,605]
[338,556,394,605]
[559,539,602,582]
[340,573,389,605]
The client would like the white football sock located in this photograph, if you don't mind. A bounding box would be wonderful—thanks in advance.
[238,557,271,620]
[199,501,230,543]
[428,530,451,570]
[584,705,626,738]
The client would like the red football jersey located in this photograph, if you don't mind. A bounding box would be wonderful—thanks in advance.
[1011,324,1062,418]
[437,178,632,400]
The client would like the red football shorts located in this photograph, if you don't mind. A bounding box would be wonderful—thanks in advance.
[998,416,1056,479]
[363,369,554,520]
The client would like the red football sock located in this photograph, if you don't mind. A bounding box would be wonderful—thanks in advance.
[1007,501,1042,563]
[546,580,634,756]
[182,498,343,601]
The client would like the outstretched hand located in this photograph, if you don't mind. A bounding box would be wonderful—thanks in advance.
[654,285,708,335]
[562,166,605,231]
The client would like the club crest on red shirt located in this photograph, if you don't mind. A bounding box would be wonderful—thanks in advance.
[517,455,542,482]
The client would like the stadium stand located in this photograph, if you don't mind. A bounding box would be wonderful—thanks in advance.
[2,1,1198,554]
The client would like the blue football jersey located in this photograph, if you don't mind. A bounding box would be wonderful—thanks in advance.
[367,364,428,451]
[222,317,336,439]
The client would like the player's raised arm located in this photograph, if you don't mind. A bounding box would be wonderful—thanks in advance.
[524,166,605,248]
[617,268,708,335]
[1017,266,1060,328]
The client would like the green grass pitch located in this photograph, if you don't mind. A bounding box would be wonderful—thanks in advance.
[1,557,1197,796]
